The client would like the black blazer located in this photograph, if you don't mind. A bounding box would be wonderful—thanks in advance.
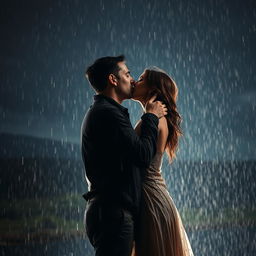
[81,94,159,215]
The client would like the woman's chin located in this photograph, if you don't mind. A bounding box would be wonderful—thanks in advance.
[131,95,140,101]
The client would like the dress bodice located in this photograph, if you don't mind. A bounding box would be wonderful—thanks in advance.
[149,151,164,171]
[144,152,167,188]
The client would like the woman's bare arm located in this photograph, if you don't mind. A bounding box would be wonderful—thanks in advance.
[157,117,169,153]
[135,116,168,153]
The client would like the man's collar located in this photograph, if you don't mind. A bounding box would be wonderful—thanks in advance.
[94,94,129,115]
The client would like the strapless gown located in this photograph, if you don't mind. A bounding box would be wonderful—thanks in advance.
[131,152,194,256]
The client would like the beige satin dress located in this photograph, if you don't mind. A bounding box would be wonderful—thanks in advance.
[131,152,194,256]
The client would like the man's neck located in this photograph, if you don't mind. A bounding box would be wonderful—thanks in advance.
[98,91,123,105]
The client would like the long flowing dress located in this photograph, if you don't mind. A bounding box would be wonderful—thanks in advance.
[132,152,194,256]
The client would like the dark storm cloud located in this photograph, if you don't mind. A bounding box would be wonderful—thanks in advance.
[1,0,255,160]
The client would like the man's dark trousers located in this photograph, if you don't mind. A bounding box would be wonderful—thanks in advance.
[84,197,134,256]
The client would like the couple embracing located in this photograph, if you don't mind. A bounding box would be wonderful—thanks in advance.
[81,55,194,256]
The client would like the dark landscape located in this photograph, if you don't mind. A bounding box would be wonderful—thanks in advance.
[1,133,256,255]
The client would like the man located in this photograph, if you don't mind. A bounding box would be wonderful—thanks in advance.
[81,55,167,256]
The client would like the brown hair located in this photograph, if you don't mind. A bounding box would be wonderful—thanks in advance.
[85,55,125,92]
[144,67,183,163]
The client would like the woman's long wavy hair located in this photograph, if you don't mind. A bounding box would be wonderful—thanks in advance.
[144,67,183,163]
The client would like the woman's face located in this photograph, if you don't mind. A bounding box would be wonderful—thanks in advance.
[132,71,150,100]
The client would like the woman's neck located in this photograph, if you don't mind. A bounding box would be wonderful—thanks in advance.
[140,99,147,107]
[138,96,150,112]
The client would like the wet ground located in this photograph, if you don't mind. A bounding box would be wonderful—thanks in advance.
[1,225,256,256]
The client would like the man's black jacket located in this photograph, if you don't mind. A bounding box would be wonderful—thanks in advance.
[81,94,159,215]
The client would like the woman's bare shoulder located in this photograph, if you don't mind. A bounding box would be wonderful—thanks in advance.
[156,116,169,153]
[159,116,168,131]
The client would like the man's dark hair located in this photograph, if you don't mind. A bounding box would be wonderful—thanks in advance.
[85,55,125,92]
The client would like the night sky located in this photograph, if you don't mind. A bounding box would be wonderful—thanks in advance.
[1,0,255,161]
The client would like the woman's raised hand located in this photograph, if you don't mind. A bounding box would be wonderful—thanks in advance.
[145,94,168,119]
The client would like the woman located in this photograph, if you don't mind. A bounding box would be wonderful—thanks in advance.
[131,67,194,256]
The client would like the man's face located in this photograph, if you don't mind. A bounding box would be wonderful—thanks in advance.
[115,62,135,99]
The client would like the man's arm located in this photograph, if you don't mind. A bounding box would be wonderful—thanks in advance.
[111,109,159,168]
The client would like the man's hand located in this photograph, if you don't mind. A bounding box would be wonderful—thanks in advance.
[145,95,168,119]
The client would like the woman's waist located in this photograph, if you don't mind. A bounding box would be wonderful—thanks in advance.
[143,172,167,187]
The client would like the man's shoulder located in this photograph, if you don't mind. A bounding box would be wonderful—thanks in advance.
[90,100,121,115]
[85,101,127,124]
[81,103,120,133]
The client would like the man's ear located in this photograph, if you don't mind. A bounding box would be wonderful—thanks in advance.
[108,74,118,86]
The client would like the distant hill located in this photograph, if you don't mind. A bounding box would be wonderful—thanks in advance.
[0,157,86,200]
[0,133,80,159]
[0,133,255,210]
[0,133,86,200]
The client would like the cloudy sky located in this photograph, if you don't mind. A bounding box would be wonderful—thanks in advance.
[1,0,255,161]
